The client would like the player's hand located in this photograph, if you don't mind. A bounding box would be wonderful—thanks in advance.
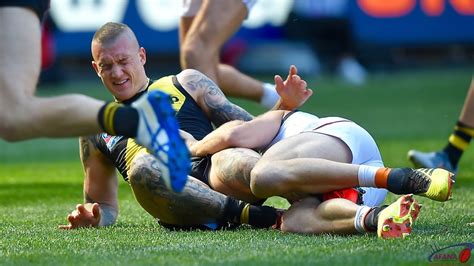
[275,65,313,110]
[59,203,101,230]
[180,130,197,149]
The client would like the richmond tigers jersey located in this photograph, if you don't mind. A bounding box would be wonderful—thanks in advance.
[92,75,213,181]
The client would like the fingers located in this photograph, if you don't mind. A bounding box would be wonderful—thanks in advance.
[58,214,75,230]
[77,204,87,215]
[291,74,301,83]
[300,79,307,89]
[67,214,75,223]
[288,65,297,76]
[91,203,100,219]
[274,75,284,93]
[58,224,71,230]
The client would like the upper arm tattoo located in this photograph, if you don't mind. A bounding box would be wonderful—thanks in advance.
[183,73,253,126]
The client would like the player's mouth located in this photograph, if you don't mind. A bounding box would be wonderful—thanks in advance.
[113,79,129,88]
[113,79,129,86]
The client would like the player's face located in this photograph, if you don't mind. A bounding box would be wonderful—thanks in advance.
[92,32,147,101]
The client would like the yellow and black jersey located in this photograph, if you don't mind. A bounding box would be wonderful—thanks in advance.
[151,75,213,141]
[91,75,213,182]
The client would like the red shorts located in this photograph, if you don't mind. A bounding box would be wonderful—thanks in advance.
[322,188,363,205]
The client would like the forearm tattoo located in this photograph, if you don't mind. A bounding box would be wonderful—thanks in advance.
[131,155,227,222]
[79,136,94,163]
[183,73,253,126]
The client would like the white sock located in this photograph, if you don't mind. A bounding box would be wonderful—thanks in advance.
[357,165,379,187]
[260,83,279,109]
[354,205,371,233]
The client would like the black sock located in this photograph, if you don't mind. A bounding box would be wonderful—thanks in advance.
[98,102,139,137]
[221,197,243,225]
[222,197,278,228]
[442,121,473,167]
[364,205,387,232]
[386,168,411,194]
[246,205,279,228]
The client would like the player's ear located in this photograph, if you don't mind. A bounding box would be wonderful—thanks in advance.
[91,61,101,77]
[139,47,146,65]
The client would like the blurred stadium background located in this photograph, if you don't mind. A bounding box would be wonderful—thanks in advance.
[40,0,474,84]
[1,1,473,265]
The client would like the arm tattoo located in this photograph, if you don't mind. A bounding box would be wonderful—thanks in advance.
[184,73,253,126]
[79,136,94,163]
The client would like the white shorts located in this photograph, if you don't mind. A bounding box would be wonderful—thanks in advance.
[310,118,388,207]
[181,0,257,17]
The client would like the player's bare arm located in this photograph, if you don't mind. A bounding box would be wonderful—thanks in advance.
[190,110,287,157]
[178,66,312,127]
[59,136,119,229]
[179,69,254,125]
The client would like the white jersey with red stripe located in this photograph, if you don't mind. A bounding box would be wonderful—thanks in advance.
[261,111,347,153]
[260,110,387,207]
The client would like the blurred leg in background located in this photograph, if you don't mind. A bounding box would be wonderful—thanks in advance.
[179,0,279,108]
[408,78,474,176]
[284,0,367,86]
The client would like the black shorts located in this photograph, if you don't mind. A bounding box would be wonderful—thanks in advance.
[189,156,212,185]
[0,0,50,19]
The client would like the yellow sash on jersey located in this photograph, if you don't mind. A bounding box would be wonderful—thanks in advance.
[125,75,187,179]
[148,76,186,112]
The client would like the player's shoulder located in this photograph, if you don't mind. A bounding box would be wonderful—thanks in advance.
[149,75,174,90]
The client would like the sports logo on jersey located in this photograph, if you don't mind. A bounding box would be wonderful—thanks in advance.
[101,133,123,151]
[149,77,186,111]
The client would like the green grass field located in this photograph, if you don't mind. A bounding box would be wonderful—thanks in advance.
[0,68,473,265]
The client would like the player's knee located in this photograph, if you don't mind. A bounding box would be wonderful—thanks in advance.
[0,112,24,141]
[128,163,144,189]
[181,35,216,67]
[250,163,281,198]
[0,93,37,141]
[129,156,163,192]
[181,42,203,67]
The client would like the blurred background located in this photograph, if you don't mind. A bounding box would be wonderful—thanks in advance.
[39,0,474,86]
